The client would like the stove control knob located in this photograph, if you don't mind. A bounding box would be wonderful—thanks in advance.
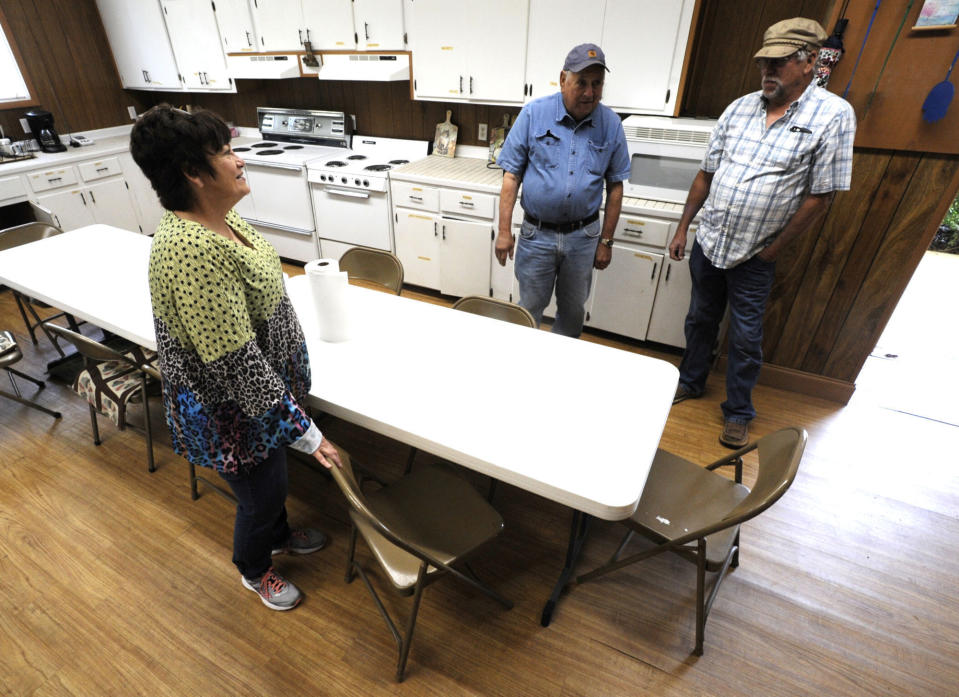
[341,176,347,184]
[354,178,361,186]
[319,174,326,182]
[363,180,370,187]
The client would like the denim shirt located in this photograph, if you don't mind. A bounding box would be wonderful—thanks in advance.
[497,92,630,223]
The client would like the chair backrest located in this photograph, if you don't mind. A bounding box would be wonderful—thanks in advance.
[338,247,404,295]
[0,222,62,252]
[452,295,536,328]
[41,322,146,370]
[691,426,805,543]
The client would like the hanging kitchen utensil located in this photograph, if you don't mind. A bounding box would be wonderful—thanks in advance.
[922,46,959,123]
[817,1,850,87]
[433,110,458,158]
[843,0,884,99]
[863,0,915,117]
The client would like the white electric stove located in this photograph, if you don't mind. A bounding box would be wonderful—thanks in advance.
[307,135,430,256]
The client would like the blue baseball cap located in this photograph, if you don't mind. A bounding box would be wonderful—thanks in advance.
[563,43,609,73]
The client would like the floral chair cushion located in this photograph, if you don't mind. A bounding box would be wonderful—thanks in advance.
[72,346,158,428]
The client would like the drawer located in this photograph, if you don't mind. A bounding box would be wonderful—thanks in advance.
[78,156,123,182]
[440,188,495,219]
[0,175,27,202]
[614,215,672,248]
[27,166,80,193]
[392,181,439,212]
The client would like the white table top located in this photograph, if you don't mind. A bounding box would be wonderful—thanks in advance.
[0,225,156,350]
[286,275,678,519]
[0,225,678,520]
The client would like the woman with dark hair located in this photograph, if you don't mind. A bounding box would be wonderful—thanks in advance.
[131,105,341,612]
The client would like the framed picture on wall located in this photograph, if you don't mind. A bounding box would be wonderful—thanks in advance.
[914,0,959,30]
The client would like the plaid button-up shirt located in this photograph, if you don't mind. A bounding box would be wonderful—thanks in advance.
[697,81,856,269]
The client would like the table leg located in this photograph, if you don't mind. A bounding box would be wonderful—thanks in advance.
[540,510,591,627]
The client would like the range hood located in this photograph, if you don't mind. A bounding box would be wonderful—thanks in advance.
[314,53,410,81]
[226,54,301,79]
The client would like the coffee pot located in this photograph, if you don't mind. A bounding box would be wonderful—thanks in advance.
[25,109,67,153]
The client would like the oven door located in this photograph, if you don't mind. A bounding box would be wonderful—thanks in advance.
[310,184,392,251]
[239,161,315,233]
[623,140,707,203]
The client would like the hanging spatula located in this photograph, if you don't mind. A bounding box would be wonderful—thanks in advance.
[922,47,959,123]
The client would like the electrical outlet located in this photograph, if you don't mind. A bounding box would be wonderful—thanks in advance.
[20,118,30,134]
[478,123,488,141]
[128,106,138,120]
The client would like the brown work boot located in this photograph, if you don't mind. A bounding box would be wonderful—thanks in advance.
[719,419,749,449]
[673,384,700,404]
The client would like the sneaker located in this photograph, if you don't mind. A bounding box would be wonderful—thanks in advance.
[719,419,749,449]
[241,567,302,611]
[673,384,700,405]
[272,528,328,556]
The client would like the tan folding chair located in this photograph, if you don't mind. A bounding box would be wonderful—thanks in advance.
[0,222,85,356]
[452,294,536,328]
[575,426,807,655]
[0,330,62,419]
[330,445,512,682]
[339,246,404,295]
[42,322,160,473]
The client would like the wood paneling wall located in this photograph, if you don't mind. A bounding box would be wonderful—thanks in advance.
[0,0,147,141]
[4,0,956,396]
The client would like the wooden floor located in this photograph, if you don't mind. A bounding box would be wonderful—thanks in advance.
[1,266,957,697]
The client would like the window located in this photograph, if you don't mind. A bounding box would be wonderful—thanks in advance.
[0,7,36,107]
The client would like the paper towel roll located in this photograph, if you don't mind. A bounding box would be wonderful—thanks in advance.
[305,258,352,342]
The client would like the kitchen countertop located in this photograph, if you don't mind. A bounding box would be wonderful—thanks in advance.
[0,126,135,176]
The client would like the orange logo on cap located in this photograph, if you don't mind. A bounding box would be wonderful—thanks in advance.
[587,50,596,57]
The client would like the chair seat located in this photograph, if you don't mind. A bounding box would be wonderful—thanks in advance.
[632,449,749,566]
[73,347,158,427]
[350,464,504,592]
[0,330,23,367]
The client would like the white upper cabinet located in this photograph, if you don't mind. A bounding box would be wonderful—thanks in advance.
[407,0,528,104]
[162,0,234,91]
[97,0,181,90]
[249,0,303,51]
[302,0,356,50]
[524,0,603,102]
[353,0,406,51]
[214,0,259,53]
[599,0,696,115]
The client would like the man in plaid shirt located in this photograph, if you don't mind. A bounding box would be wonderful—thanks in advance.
[669,17,855,448]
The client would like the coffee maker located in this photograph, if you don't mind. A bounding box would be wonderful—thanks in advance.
[25,109,67,153]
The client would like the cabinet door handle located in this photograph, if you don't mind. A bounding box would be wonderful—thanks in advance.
[665,264,671,282]
[246,31,252,46]
[89,190,96,204]
[459,75,463,93]
[145,70,151,83]
[48,177,62,183]
[96,167,109,173]
[142,69,148,83]
[470,76,474,94]
[442,225,446,240]
[409,195,423,202]
[459,201,474,208]
[80,192,87,205]
[306,29,311,42]
[651,262,657,280]
[365,22,370,40]
[298,29,303,45]
[434,222,438,237]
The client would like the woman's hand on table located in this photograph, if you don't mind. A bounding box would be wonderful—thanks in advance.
[312,438,343,469]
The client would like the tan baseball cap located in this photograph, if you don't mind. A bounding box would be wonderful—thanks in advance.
[754,17,828,59]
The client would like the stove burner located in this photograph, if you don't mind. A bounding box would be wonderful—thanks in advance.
[325,160,348,167]
[232,147,251,152]
[253,149,284,156]
[283,145,303,150]
[364,164,392,172]
[388,159,410,165]
[251,142,278,148]
[347,154,367,160]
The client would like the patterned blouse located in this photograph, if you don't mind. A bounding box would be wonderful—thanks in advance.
[148,210,314,474]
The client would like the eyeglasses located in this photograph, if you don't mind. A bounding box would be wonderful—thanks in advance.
[755,53,799,70]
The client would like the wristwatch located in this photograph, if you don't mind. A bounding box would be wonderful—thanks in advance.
[599,237,614,248]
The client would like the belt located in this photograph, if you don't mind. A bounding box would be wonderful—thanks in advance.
[524,211,599,233]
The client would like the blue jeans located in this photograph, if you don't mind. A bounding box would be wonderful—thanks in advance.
[678,241,776,423]
[514,218,601,337]
[219,446,292,580]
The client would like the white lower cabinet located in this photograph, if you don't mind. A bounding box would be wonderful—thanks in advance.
[586,243,662,340]
[646,255,692,348]
[394,209,440,289]
[437,217,491,297]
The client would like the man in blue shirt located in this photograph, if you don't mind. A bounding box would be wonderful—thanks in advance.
[495,43,630,337]
[668,18,855,448]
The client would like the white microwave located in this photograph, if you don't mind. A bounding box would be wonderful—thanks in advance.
[622,115,717,204]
